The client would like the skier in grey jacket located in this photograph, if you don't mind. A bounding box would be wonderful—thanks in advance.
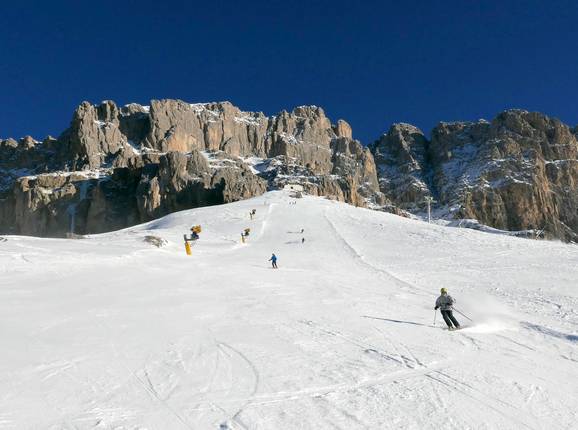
[435,288,461,330]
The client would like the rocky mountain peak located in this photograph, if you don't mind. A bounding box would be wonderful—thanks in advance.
[370,109,578,240]
[369,123,431,210]
[334,119,352,139]
[0,99,385,237]
[3,102,578,241]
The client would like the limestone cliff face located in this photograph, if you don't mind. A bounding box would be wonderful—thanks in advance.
[56,101,139,170]
[2,150,267,237]
[5,100,577,241]
[144,100,269,155]
[370,123,431,210]
[135,151,267,222]
[0,100,383,237]
[430,110,578,240]
[371,110,578,241]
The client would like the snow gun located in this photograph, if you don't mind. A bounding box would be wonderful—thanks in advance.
[184,236,192,255]
[184,225,202,254]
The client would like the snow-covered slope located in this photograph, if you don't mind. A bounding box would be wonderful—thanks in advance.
[1,192,577,429]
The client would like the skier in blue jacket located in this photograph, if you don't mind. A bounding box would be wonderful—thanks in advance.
[269,253,278,269]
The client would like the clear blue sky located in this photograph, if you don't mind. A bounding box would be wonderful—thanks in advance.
[1,0,578,144]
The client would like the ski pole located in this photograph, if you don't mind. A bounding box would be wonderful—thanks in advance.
[453,307,473,322]
[433,309,437,326]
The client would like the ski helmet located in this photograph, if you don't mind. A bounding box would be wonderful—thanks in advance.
[440,288,447,294]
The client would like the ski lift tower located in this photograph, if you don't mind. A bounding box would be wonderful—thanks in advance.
[424,196,436,223]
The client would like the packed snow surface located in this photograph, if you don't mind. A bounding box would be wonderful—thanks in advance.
[1,192,577,429]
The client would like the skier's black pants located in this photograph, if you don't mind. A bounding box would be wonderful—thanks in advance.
[440,310,460,328]
[272,261,277,268]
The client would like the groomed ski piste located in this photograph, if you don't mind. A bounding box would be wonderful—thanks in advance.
[1,191,577,429]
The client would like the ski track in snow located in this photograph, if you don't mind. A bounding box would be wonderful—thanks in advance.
[1,191,578,429]
[323,208,430,298]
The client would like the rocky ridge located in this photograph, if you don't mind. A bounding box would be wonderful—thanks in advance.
[2,101,578,241]
[0,100,384,237]
[370,110,578,241]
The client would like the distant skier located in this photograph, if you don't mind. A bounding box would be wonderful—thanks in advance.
[301,237,305,244]
[300,228,304,233]
[269,253,278,269]
[435,288,461,330]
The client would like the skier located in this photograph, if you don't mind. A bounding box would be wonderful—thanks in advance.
[301,237,305,244]
[435,288,461,330]
[269,253,278,269]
